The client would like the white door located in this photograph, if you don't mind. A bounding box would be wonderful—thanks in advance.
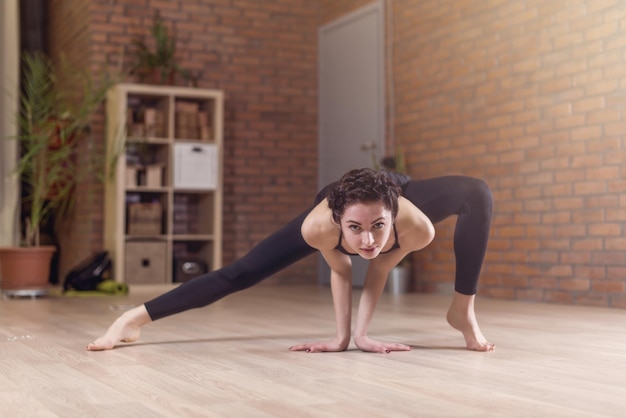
[318,1,385,286]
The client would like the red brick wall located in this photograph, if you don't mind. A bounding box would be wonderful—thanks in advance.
[399,0,626,308]
[48,0,104,279]
[48,0,626,308]
[49,0,320,284]
[322,0,626,308]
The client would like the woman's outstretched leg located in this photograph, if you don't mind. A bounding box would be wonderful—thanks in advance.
[403,176,494,351]
[87,209,317,350]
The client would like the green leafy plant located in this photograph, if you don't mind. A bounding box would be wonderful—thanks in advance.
[130,11,192,84]
[7,52,115,247]
[372,145,406,174]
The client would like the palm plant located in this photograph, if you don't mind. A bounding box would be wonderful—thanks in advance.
[12,52,113,246]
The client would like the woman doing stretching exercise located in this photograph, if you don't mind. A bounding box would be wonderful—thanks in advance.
[88,168,494,352]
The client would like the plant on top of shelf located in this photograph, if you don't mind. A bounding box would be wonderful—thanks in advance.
[130,11,193,85]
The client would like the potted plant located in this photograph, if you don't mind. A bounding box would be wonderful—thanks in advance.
[130,11,192,85]
[0,52,114,297]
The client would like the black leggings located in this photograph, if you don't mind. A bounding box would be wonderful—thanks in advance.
[144,176,492,320]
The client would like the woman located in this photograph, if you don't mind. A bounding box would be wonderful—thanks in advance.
[88,168,494,352]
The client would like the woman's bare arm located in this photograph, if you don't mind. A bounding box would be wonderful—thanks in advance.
[352,198,435,353]
[291,199,353,352]
[289,249,352,352]
[353,250,413,353]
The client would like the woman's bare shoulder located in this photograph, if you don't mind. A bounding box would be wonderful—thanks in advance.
[395,196,435,250]
[396,197,425,221]
[301,199,340,250]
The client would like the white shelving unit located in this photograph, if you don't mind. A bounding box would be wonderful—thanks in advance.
[104,83,223,284]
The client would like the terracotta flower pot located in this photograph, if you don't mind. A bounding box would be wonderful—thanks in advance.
[0,246,56,297]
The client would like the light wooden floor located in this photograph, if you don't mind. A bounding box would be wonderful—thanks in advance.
[1,284,625,417]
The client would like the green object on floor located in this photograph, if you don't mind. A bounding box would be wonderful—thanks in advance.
[97,280,129,295]
[63,280,129,297]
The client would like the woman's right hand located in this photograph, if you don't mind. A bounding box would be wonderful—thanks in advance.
[289,338,349,353]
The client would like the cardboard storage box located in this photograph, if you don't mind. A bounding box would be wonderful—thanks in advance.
[125,241,168,284]
[127,202,162,235]
[144,164,164,187]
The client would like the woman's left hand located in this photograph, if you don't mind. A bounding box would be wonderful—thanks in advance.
[353,335,411,353]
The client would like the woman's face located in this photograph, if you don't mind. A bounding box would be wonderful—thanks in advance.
[340,201,394,259]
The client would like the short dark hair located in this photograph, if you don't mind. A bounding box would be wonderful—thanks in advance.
[326,168,401,224]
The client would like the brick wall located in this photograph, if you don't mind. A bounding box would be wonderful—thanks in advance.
[47,0,103,279]
[47,0,626,307]
[49,0,319,284]
[401,0,626,307]
[323,0,626,308]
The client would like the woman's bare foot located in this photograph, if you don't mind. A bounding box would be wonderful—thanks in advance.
[86,305,151,351]
[446,292,495,352]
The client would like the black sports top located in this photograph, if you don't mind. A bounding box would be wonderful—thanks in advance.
[334,224,400,256]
